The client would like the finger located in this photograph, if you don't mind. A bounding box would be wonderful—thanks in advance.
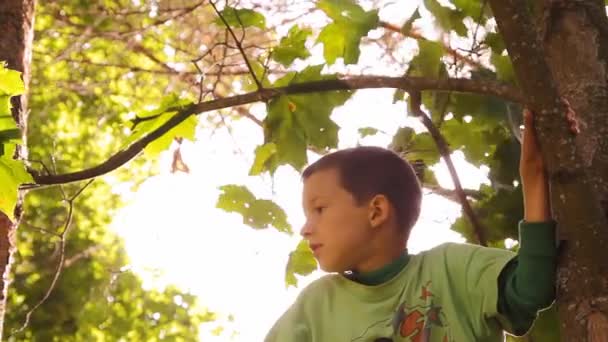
[521,108,538,160]
[522,108,536,142]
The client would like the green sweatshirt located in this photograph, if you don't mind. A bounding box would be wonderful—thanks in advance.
[265,220,556,341]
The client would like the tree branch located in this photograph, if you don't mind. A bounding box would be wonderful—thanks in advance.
[409,90,488,246]
[26,76,523,187]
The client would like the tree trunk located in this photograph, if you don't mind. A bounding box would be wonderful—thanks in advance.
[0,0,36,338]
[489,1,608,341]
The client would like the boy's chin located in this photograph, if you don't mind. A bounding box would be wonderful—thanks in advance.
[318,261,349,273]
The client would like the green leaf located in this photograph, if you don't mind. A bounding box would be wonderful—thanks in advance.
[0,152,33,220]
[216,184,256,212]
[408,40,444,77]
[265,96,309,171]
[241,59,273,92]
[488,137,521,186]
[249,143,278,176]
[401,8,421,34]
[125,94,196,158]
[263,65,352,171]
[248,199,291,232]
[484,32,506,54]
[448,92,507,124]
[392,88,406,103]
[0,114,21,149]
[452,0,488,23]
[216,185,292,233]
[451,185,522,244]
[423,0,467,36]
[421,64,450,122]
[145,114,197,158]
[285,239,317,288]
[272,25,312,67]
[389,127,416,153]
[420,167,439,186]
[0,64,25,96]
[316,0,379,64]
[0,97,10,117]
[407,132,441,165]
[441,119,489,165]
[491,53,516,83]
[0,64,25,157]
[214,7,266,29]
[358,127,379,138]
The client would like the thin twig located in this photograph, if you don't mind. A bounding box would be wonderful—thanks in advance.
[209,0,263,90]
[20,222,61,238]
[24,76,523,187]
[379,20,486,70]
[63,244,103,268]
[470,0,488,56]
[409,90,488,246]
[10,179,95,337]
[426,184,484,203]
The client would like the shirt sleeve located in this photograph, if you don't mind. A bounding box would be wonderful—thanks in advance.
[264,295,310,342]
[441,242,517,337]
[497,220,557,336]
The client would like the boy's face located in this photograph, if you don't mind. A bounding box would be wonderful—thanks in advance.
[300,167,374,273]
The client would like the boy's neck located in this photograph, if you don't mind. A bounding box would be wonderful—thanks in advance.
[345,249,410,286]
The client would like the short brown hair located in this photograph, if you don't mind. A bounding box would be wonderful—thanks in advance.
[302,146,422,235]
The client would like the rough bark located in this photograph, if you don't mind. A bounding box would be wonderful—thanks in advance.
[488,0,608,341]
[0,0,36,338]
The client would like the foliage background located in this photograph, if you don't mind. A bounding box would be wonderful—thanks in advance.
[0,0,564,340]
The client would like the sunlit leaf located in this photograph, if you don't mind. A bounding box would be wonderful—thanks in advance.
[217,185,292,233]
[0,114,21,156]
[0,65,25,156]
[491,53,517,83]
[285,239,317,287]
[272,25,312,67]
[316,0,379,64]
[125,94,196,158]
[423,0,467,36]
[263,65,352,172]
[249,143,278,176]
[0,148,33,220]
[452,0,488,24]
[0,64,25,96]
[214,6,266,29]
[358,127,379,138]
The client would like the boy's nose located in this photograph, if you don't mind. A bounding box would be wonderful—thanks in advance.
[300,221,313,238]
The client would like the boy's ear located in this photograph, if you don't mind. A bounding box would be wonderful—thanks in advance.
[368,194,390,228]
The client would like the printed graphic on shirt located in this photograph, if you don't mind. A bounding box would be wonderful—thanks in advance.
[352,282,452,342]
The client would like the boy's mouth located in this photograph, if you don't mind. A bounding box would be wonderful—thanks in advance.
[309,243,322,254]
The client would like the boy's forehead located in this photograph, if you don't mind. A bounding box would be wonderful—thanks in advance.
[302,168,341,197]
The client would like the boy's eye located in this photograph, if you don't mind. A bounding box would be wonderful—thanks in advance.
[314,206,326,214]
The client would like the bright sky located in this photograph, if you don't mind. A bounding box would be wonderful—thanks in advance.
[109,1,492,341]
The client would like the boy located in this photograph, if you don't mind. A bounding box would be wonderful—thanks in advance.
[265,109,556,342]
